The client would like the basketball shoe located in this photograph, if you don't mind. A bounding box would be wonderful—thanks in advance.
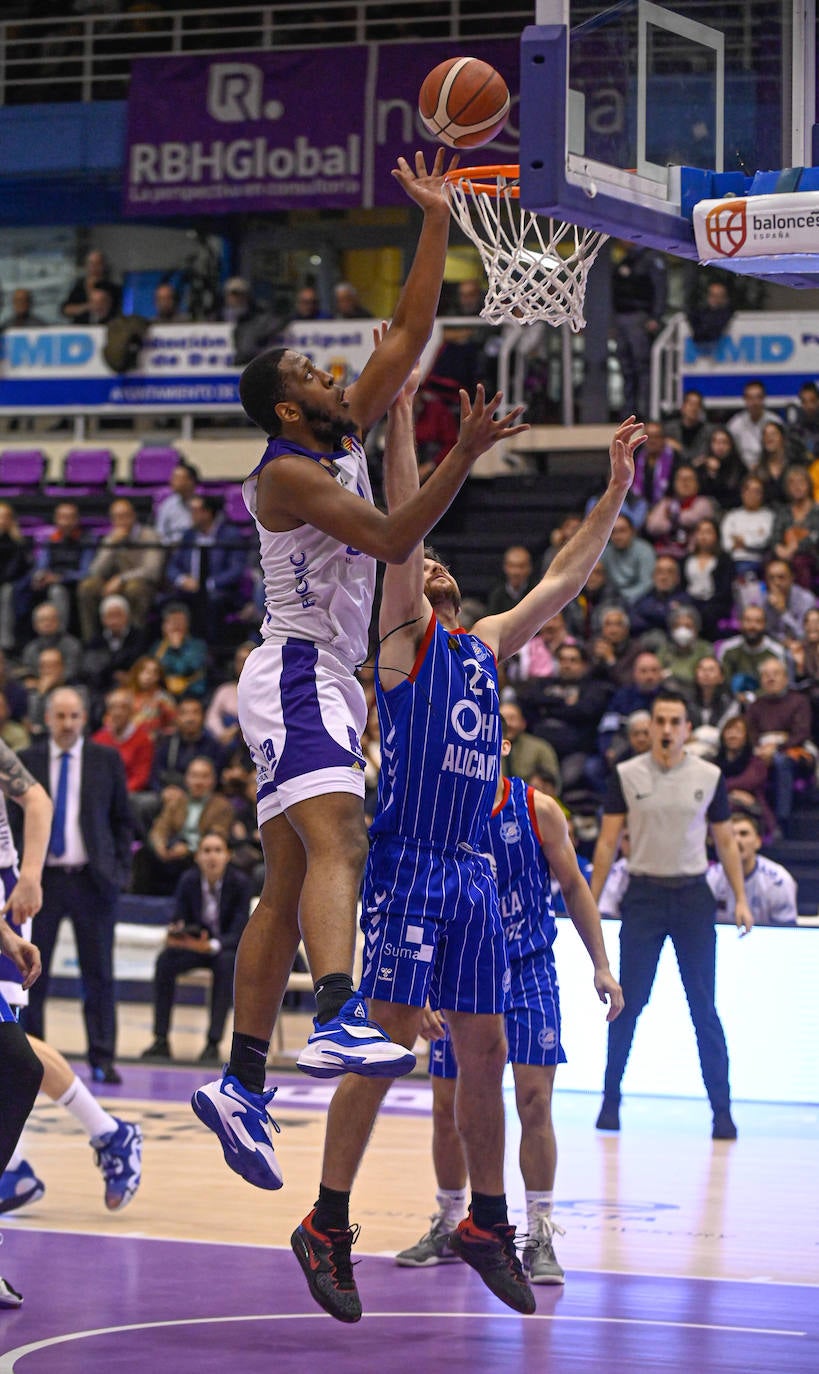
[191,1071,283,1189]
[296,993,416,1080]
[395,1213,458,1267]
[0,1161,45,1215]
[291,1208,362,1324]
[450,1209,536,1314]
[712,1110,738,1140]
[524,1214,566,1285]
[92,1119,143,1211]
[595,1097,621,1131]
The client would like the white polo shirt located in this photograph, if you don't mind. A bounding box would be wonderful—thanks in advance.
[604,750,731,879]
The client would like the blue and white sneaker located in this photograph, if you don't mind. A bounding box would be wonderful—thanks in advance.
[296,993,417,1080]
[92,1118,143,1212]
[0,1161,45,1215]
[191,1072,283,1190]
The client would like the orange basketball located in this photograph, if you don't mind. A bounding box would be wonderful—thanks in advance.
[418,57,510,149]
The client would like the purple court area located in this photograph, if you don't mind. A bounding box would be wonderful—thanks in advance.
[1,1064,815,1371]
[73,1059,439,1115]
[0,1230,816,1373]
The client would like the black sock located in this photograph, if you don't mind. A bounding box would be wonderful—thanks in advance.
[228,1032,270,1094]
[313,1183,351,1234]
[471,1191,509,1232]
[314,973,354,1024]
[0,1024,43,1174]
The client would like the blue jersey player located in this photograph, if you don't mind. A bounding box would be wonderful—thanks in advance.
[290,368,645,1322]
[395,731,622,1284]
[191,152,530,1194]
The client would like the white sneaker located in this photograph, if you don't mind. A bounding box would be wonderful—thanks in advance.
[395,1213,459,1267]
[524,1214,566,1284]
[297,993,416,1080]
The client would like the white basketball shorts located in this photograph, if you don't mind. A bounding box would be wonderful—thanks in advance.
[238,637,367,825]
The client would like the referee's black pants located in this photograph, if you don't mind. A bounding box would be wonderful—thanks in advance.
[22,867,118,1072]
[603,875,731,1113]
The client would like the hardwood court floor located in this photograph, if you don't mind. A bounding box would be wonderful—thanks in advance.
[0,1001,815,1372]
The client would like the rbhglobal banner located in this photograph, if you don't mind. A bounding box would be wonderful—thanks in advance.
[123,41,519,216]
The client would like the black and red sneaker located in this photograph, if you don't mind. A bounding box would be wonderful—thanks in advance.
[291,1208,362,1324]
[450,1209,536,1314]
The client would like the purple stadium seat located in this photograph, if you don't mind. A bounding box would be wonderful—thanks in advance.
[0,449,47,488]
[130,446,182,485]
[61,448,114,488]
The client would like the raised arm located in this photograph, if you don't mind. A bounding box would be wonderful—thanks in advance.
[534,793,623,1021]
[471,419,646,660]
[264,385,527,565]
[378,364,429,652]
[345,150,455,432]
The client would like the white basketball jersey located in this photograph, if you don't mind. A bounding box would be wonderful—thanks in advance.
[0,793,18,870]
[243,434,376,669]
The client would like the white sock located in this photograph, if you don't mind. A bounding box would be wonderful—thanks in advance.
[436,1187,467,1229]
[526,1189,554,1235]
[5,1139,25,1171]
[57,1078,118,1143]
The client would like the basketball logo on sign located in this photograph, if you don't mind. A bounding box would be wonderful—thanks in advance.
[704,200,748,257]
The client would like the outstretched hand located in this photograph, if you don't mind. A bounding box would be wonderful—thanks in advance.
[391,148,459,214]
[456,384,529,462]
[609,416,647,490]
[0,919,41,990]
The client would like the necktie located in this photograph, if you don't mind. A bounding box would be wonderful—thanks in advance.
[50,751,70,859]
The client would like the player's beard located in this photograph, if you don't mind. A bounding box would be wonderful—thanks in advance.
[300,398,358,450]
[426,573,461,616]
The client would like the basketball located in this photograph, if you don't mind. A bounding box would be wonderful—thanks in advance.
[418,57,510,149]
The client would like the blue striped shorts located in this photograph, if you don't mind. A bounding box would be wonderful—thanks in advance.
[359,835,509,1015]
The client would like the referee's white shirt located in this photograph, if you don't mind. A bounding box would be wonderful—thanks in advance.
[604,751,730,879]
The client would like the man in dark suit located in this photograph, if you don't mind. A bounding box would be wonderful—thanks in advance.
[140,831,251,1065]
[18,687,133,1084]
[164,494,247,640]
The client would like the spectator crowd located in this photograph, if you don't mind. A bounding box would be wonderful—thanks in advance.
[478,378,819,863]
[3,377,818,911]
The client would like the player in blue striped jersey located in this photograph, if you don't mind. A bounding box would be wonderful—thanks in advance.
[396,731,622,1284]
[291,364,645,1322]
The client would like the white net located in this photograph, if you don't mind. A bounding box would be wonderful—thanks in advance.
[444,167,608,332]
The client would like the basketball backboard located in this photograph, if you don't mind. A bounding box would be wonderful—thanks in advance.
[520,0,817,266]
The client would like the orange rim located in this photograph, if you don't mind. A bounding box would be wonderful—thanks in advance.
[444,164,521,198]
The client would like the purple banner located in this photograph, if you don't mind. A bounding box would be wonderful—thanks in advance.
[124,41,519,217]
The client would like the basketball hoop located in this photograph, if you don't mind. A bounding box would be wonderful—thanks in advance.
[443,165,607,332]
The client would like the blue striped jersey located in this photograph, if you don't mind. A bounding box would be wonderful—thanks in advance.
[485,776,556,963]
[370,614,500,849]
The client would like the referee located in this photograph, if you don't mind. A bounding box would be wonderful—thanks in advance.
[590,688,752,1140]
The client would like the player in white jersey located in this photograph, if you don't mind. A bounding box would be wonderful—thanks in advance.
[289,367,644,1322]
[0,740,51,1307]
[192,149,531,1195]
[708,813,798,925]
[394,731,622,1285]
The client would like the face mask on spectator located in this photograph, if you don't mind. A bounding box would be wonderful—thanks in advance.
[671,626,695,647]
